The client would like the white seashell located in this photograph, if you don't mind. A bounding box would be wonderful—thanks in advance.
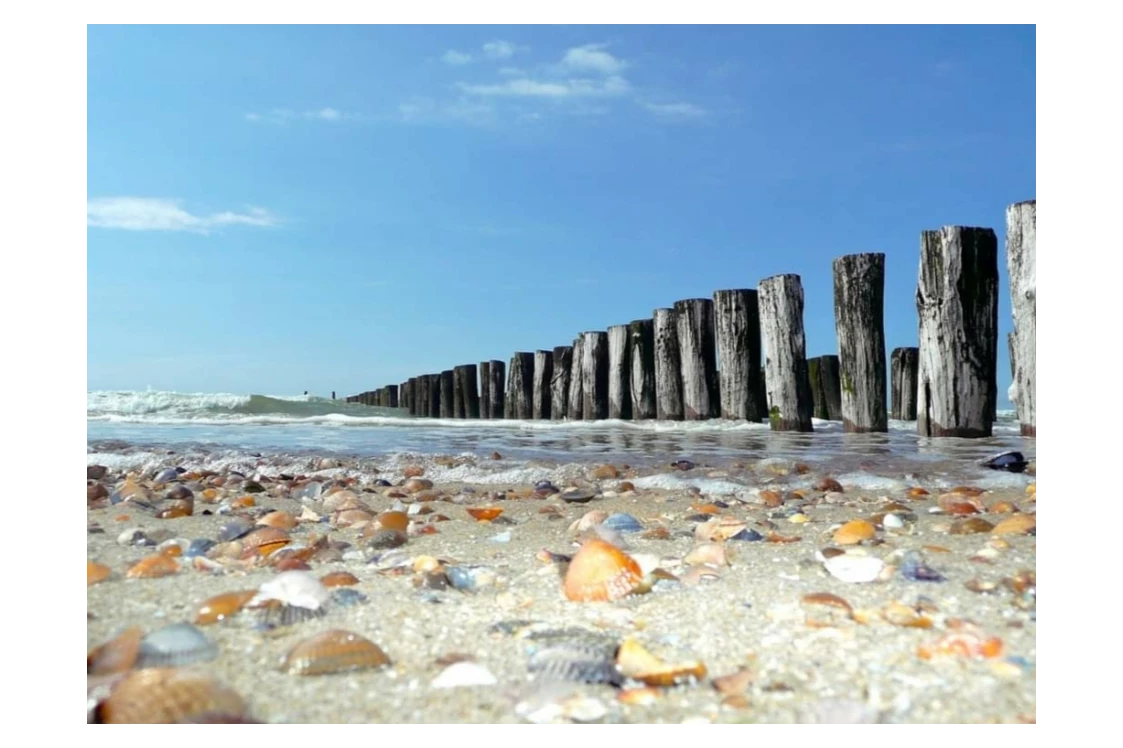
[431,661,498,689]
[250,570,331,609]
[883,513,905,529]
[824,555,885,583]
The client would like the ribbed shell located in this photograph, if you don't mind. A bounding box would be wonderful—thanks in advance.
[96,668,246,724]
[282,630,391,675]
[136,623,219,668]
[562,539,643,602]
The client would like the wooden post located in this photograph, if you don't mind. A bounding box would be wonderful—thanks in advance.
[440,370,454,419]
[413,378,423,416]
[428,374,442,419]
[807,357,827,420]
[916,226,999,438]
[406,378,416,415]
[452,368,466,418]
[1006,200,1036,436]
[890,347,919,420]
[674,299,719,420]
[388,385,399,409]
[479,363,491,419]
[506,352,534,419]
[462,364,480,418]
[486,360,505,419]
[833,253,888,432]
[607,325,632,420]
[653,308,684,420]
[550,345,572,420]
[627,319,656,420]
[759,274,814,432]
[581,331,609,420]
[820,355,843,420]
[567,335,585,420]
[713,289,763,421]
[533,351,553,420]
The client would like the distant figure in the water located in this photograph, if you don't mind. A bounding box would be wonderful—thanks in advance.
[303,391,308,396]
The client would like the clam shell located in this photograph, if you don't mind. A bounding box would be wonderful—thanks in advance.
[282,629,391,675]
[194,590,257,625]
[217,517,254,542]
[250,570,331,610]
[257,510,297,531]
[88,626,143,675]
[823,555,885,583]
[137,623,219,668]
[602,513,643,534]
[126,554,179,579]
[240,526,291,557]
[562,539,644,602]
[320,571,360,588]
[95,668,246,724]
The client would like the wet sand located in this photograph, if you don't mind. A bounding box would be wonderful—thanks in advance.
[87,457,1036,724]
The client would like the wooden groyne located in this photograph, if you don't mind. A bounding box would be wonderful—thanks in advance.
[345,203,1034,439]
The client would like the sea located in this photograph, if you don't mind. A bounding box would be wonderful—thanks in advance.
[87,390,1036,494]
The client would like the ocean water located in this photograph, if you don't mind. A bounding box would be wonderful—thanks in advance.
[87,390,1036,491]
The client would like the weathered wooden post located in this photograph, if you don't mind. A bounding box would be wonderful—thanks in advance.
[388,385,399,408]
[478,363,491,419]
[916,226,999,437]
[440,370,454,419]
[486,360,505,419]
[759,274,814,432]
[567,335,585,420]
[413,378,424,416]
[607,325,632,420]
[1007,200,1036,436]
[550,345,572,420]
[428,374,442,419]
[674,299,719,420]
[582,331,609,420]
[533,351,553,420]
[653,308,684,420]
[627,319,656,420]
[452,369,466,418]
[713,289,763,421]
[890,347,919,420]
[407,378,417,415]
[463,364,480,418]
[506,352,534,420]
[833,253,888,432]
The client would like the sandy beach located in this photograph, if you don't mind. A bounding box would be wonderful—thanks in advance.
[87,454,1036,724]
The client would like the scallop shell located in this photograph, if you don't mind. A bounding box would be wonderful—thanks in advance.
[95,668,247,724]
[88,560,112,586]
[250,570,331,610]
[88,626,143,675]
[282,629,391,675]
[126,554,179,579]
[240,527,291,558]
[562,539,644,602]
[136,623,219,668]
[194,590,257,625]
[257,510,297,530]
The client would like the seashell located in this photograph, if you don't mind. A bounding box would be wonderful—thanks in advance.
[801,592,853,615]
[882,602,934,629]
[640,526,671,540]
[602,513,643,534]
[88,626,143,675]
[296,481,323,501]
[678,566,720,586]
[88,464,109,480]
[570,510,609,534]
[981,450,1028,473]
[110,475,148,505]
[403,466,425,478]
[683,542,728,568]
[178,713,265,724]
[250,570,331,610]
[766,531,801,544]
[95,668,246,724]
[591,464,619,480]
[153,467,180,484]
[373,510,409,533]
[899,550,945,582]
[330,587,368,607]
[617,481,636,493]
[950,517,995,535]
[467,507,503,521]
[228,496,256,509]
[282,630,390,675]
[907,487,930,497]
[712,668,753,696]
[365,529,408,549]
[273,556,312,572]
[563,539,645,602]
[184,538,216,558]
[431,661,498,689]
[670,459,694,471]
[832,520,875,545]
[528,640,623,685]
[332,508,374,528]
[814,478,843,493]
[447,565,498,592]
[320,571,360,588]
[918,628,1004,660]
[88,560,112,586]
[126,554,179,579]
[758,489,783,507]
[616,638,706,687]
[403,477,434,494]
[730,528,764,542]
[695,516,746,542]
[240,527,291,558]
[992,513,1035,535]
[823,555,884,583]
[88,481,110,505]
[136,622,219,668]
[949,485,986,497]
[560,489,596,504]
[217,517,254,542]
[257,510,297,530]
[938,492,984,515]
[194,590,257,625]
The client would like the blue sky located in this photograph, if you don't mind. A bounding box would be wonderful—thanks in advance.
[87,25,1035,404]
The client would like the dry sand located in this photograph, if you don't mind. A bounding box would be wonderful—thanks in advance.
[87,466,1036,724]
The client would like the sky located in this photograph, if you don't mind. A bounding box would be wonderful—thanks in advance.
[87,25,1035,405]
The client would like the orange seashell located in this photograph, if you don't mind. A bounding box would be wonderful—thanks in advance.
[907,487,930,497]
[414,524,439,535]
[201,488,219,503]
[683,542,728,567]
[194,590,257,625]
[992,513,1035,535]
[814,478,843,493]
[88,560,112,586]
[881,502,911,512]
[375,510,409,533]
[988,500,1018,514]
[126,554,179,579]
[759,490,783,508]
[950,485,985,497]
[88,626,143,675]
[273,556,312,572]
[95,668,247,724]
[282,629,391,675]
[690,503,722,515]
[950,517,995,535]
[403,477,434,494]
[617,481,636,492]
[711,668,753,696]
[616,637,707,686]
[641,526,671,540]
[563,539,644,602]
[882,602,933,628]
[467,507,503,521]
[230,495,256,509]
[403,466,425,478]
[918,630,1004,660]
[258,510,297,530]
[160,545,183,557]
[801,592,853,615]
[320,571,360,588]
[938,493,984,515]
[766,531,801,544]
[240,527,291,557]
[833,520,875,545]
[157,504,192,519]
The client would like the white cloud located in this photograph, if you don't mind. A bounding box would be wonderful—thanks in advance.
[643,101,707,119]
[87,198,280,233]
[442,49,472,65]
[244,107,349,123]
[498,67,524,77]
[483,40,518,59]
[459,75,630,98]
[561,44,626,75]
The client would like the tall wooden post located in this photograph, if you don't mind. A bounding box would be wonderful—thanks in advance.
[607,325,632,420]
[428,374,442,419]
[486,360,505,419]
[653,308,684,420]
[582,331,609,420]
[674,299,719,420]
[550,345,572,420]
[388,385,399,409]
[440,370,454,419]
[890,347,919,420]
[759,274,814,432]
[567,335,585,420]
[533,351,553,420]
[713,289,763,421]
[627,319,656,420]
[454,365,479,418]
[833,253,888,432]
[1006,200,1036,436]
[506,352,534,420]
[478,362,491,419]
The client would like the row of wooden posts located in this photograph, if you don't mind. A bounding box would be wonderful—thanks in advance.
[348,201,1036,439]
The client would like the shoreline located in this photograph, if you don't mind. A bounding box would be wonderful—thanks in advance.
[88,454,1036,724]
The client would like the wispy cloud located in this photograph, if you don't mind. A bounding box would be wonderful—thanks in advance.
[459,75,630,99]
[643,101,707,119]
[560,44,626,75]
[245,107,348,124]
[483,40,519,59]
[87,198,280,233]
[442,49,472,66]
